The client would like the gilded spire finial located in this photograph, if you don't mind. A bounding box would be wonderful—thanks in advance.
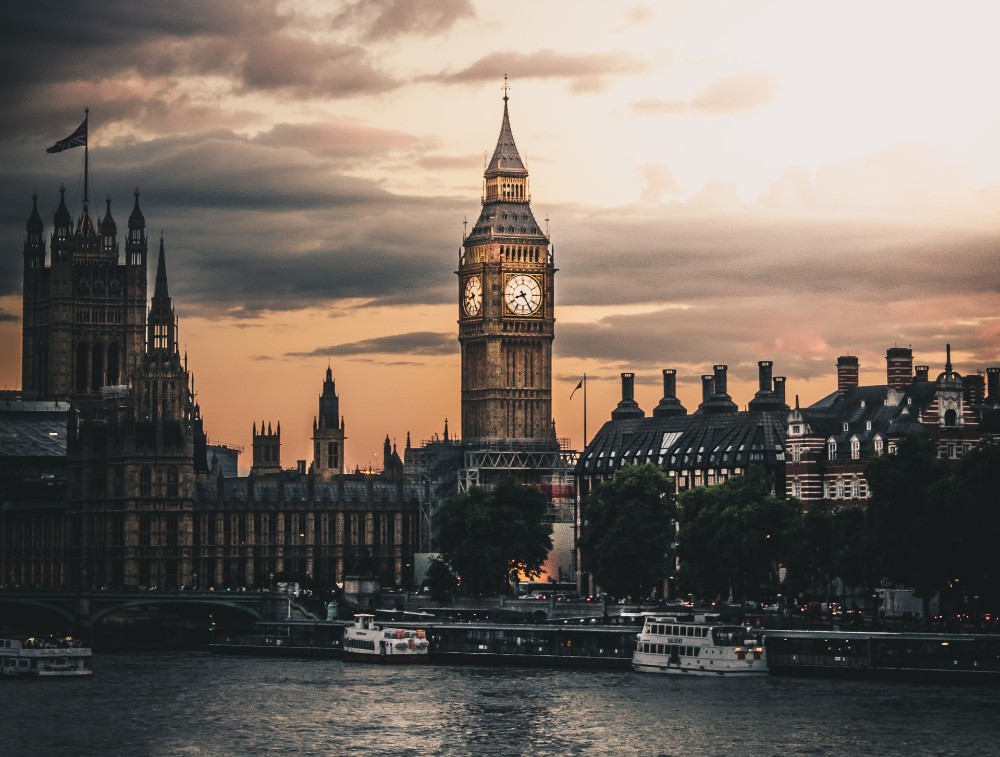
[503,75,509,103]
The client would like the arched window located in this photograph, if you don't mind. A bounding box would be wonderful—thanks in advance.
[167,467,178,498]
[91,342,105,391]
[944,408,957,427]
[827,439,837,461]
[107,343,120,385]
[75,342,89,392]
[850,437,860,460]
[140,467,152,498]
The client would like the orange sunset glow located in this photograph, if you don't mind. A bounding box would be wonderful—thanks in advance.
[2,1,1000,473]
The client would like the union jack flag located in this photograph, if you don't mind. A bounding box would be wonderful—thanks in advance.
[46,116,88,153]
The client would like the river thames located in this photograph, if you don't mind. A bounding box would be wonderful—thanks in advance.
[4,653,999,756]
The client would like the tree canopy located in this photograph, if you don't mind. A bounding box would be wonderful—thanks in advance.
[677,466,799,602]
[434,479,552,596]
[579,464,676,601]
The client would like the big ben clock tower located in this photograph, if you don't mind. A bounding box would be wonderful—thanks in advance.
[458,86,557,447]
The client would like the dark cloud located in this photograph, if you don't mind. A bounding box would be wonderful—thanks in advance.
[239,34,397,97]
[289,332,456,358]
[334,0,475,41]
[0,1,397,140]
[435,49,645,90]
[632,74,775,115]
[254,122,432,161]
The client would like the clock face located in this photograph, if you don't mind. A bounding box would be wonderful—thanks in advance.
[504,274,542,316]
[463,275,482,316]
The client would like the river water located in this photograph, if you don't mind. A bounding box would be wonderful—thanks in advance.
[4,653,998,756]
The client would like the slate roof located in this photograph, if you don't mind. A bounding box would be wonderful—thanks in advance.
[0,400,70,459]
[801,381,939,452]
[576,408,788,476]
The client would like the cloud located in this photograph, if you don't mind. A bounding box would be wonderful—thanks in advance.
[434,49,645,91]
[238,34,397,97]
[253,122,431,161]
[289,331,456,358]
[333,0,475,41]
[632,73,775,115]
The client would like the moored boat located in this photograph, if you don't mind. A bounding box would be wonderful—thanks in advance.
[343,614,428,664]
[632,614,766,676]
[1,635,93,677]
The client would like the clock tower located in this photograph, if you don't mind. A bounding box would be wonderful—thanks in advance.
[458,88,556,447]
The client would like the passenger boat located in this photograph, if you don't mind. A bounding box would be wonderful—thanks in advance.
[342,614,429,664]
[632,614,766,676]
[0,635,93,677]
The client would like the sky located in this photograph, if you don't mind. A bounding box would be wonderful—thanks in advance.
[2,1,999,474]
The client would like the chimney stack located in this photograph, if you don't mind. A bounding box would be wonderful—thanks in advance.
[987,367,1000,402]
[757,360,773,394]
[886,347,914,389]
[611,372,645,420]
[963,373,985,406]
[774,376,787,406]
[713,364,728,398]
[837,356,859,395]
[653,369,687,418]
[701,374,714,404]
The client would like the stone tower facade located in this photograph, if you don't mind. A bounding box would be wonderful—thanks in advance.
[67,236,200,589]
[251,421,281,474]
[458,91,556,447]
[312,366,346,478]
[22,188,148,413]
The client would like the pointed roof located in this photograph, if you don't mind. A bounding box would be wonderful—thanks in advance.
[129,188,145,229]
[54,185,71,227]
[486,94,527,176]
[100,195,116,236]
[26,192,43,234]
[154,235,170,301]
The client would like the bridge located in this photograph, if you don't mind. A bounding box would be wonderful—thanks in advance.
[0,587,317,635]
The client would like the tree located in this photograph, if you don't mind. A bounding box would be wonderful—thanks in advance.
[424,559,457,603]
[579,464,676,601]
[865,433,952,616]
[434,479,552,596]
[677,466,798,602]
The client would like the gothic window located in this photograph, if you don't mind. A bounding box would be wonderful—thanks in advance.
[791,445,801,462]
[75,342,89,392]
[91,343,105,390]
[826,480,837,499]
[827,439,837,461]
[140,467,152,497]
[167,467,178,498]
[851,438,860,460]
[107,343,120,385]
[944,408,957,427]
[874,437,884,455]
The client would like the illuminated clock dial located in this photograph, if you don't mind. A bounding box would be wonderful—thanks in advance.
[463,275,483,316]
[504,274,541,315]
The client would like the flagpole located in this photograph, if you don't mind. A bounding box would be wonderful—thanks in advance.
[583,373,587,449]
[83,108,89,210]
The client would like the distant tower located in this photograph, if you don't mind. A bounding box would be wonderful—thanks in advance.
[21,187,148,409]
[458,84,556,447]
[251,421,281,474]
[312,365,346,478]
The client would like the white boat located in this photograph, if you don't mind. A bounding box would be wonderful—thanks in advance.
[342,614,429,664]
[632,614,766,676]
[1,635,93,677]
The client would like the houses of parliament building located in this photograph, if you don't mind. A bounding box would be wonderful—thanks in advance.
[3,185,420,592]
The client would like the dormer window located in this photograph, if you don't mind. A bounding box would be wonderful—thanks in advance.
[866,420,872,431]
[827,439,837,460]
[843,422,849,432]
[874,436,884,455]
[851,437,860,460]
